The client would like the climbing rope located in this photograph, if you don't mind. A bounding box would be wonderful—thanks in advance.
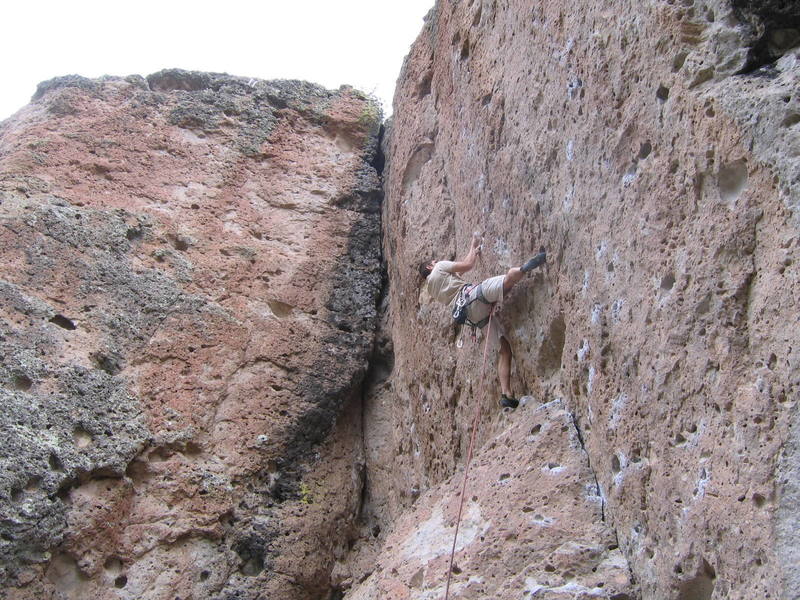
[444,308,494,600]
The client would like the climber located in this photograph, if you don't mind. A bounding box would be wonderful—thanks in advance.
[419,233,546,409]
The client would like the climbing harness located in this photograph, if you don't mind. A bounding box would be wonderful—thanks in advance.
[452,284,482,325]
[452,283,493,348]
[444,307,495,600]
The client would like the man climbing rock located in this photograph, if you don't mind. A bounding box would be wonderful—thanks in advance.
[419,233,546,409]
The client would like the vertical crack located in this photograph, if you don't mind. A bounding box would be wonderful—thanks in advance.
[356,240,391,525]
[570,411,605,522]
[371,124,386,177]
[569,410,639,593]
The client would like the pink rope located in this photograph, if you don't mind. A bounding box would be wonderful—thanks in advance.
[444,309,494,599]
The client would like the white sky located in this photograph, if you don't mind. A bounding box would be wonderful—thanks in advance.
[1,0,434,122]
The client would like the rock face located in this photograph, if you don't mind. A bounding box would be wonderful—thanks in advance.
[0,69,382,600]
[3,1,800,599]
[352,1,800,599]
[350,399,633,599]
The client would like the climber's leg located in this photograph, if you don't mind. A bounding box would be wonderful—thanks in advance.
[502,250,547,294]
[520,251,547,273]
[498,336,512,396]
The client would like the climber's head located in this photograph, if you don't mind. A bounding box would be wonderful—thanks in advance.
[418,260,436,279]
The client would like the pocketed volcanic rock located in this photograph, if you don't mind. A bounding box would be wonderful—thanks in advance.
[348,400,634,599]
[0,69,383,600]
[3,1,800,598]
[363,1,800,599]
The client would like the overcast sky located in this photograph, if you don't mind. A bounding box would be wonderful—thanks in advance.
[1,0,434,122]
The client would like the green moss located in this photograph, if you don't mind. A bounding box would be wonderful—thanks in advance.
[26,139,49,151]
[299,482,313,504]
[357,96,383,134]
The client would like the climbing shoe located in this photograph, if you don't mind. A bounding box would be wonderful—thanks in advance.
[520,251,546,273]
[500,394,519,409]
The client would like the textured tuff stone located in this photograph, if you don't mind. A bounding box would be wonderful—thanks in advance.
[349,399,633,599]
[356,1,800,599]
[0,70,382,599]
[2,1,800,599]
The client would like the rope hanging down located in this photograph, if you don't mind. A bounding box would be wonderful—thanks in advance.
[444,308,495,600]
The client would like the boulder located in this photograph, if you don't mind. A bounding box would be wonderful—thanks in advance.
[0,69,383,600]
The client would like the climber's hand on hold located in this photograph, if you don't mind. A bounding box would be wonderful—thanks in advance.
[450,233,482,274]
[471,231,483,255]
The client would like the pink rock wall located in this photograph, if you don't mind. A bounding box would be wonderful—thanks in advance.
[0,70,382,600]
[2,2,800,598]
[357,1,800,599]
[350,399,634,599]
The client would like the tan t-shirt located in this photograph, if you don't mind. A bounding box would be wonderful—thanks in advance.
[426,261,466,306]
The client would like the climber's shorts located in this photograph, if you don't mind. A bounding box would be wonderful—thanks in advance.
[465,274,506,348]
